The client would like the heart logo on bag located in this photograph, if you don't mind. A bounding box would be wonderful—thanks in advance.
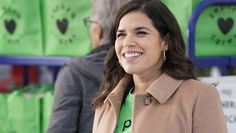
[57,18,68,34]
[51,4,78,44]
[217,17,234,35]
[4,19,16,34]
[207,6,236,46]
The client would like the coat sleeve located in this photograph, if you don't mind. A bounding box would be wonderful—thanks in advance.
[192,84,228,133]
[47,63,83,133]
[93,106,106,133]
[92,109,99,133]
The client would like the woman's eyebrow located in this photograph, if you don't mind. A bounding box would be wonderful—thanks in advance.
[135,26,151,31]
[116,26,151,33]
[116,29,125,33]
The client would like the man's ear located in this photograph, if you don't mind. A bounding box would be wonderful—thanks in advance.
[93,24,104,48]
[96,24,103,40]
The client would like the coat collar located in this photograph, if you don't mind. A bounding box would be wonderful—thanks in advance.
[104,75,131,104]
[104,75,132,123]
[146,73,183,104]
[105,73,184,104]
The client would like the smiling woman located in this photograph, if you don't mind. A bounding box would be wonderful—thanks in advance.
[92,0,227,133]
[115,11,167,83]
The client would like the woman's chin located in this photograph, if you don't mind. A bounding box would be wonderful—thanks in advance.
[123,68,138,75]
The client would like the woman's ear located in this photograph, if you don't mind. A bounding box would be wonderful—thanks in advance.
[163,41,168,51]
[161,38,168,51]
[162,33,169,51]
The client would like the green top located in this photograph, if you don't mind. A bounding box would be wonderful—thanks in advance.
[114,89,134,133]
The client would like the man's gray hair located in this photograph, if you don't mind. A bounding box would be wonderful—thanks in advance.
[92,0,131,44]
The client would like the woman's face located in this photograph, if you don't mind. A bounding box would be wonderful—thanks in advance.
[115,11,168,76]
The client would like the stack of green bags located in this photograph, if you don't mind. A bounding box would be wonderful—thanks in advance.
[0,85,54,133]
[0,94,8,133]
[163,0,236,57]
[0,0,92,56]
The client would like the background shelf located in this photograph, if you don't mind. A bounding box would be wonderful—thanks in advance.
[0,56,70,66]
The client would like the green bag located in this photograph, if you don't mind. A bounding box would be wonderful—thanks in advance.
[6,89,41,133]
[42,91,54,133]
[0,0,43,56]
[195,5,236,57]
[0,94,8,133]
[162,0,193,40]
[162,0,202,41]
[43,0,92,56]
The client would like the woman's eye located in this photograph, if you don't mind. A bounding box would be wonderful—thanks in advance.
[116,33,125,38]
[137,31,147,36]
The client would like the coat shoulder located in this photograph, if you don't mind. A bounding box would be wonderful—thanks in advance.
[181,79,217,93]
[176,79,220,104]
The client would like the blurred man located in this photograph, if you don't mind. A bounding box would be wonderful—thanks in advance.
[47,0,130,133]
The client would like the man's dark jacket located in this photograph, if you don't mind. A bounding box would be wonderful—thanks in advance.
[48,45,111,133]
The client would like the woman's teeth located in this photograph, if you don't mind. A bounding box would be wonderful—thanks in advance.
[124,52,142,58]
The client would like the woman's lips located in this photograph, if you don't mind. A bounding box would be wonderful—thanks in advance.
[123,51,143,63]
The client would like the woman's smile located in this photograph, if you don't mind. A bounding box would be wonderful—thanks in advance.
[123,50,144,63]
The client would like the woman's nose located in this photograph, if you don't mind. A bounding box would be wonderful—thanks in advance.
[123,36,137,47]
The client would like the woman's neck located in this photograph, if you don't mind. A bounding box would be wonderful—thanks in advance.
[132,70,163,94]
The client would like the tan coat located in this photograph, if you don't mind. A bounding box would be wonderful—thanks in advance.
[93,73,227,133]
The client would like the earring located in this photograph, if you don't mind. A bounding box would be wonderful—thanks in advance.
[163,51,166,61]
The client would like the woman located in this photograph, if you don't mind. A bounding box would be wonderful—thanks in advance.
[92,0,227,133]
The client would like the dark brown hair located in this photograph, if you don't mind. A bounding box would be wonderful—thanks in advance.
[92,0,196,108]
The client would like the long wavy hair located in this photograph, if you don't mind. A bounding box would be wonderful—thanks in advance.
[92,0,196,108]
